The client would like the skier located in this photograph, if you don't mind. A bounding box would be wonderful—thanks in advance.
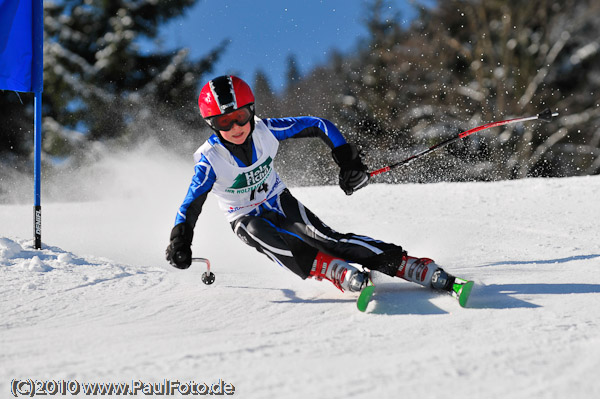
[166,75,457,294]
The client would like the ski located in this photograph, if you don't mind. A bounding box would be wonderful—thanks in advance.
[450,278,474,308]
[356,274,474,312]
[356,284,376,312]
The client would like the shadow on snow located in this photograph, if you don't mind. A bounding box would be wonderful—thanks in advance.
[365,282,600,315]
[224,253,600,314]
[467,283,600,309]
[479,254,600,267]
[223,285,356,305]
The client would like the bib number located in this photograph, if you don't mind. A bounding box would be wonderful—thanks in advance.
[250,182,269,201]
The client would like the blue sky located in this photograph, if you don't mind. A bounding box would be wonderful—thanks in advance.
[157,0,424,91]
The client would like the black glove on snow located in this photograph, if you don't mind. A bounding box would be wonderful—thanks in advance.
[166,223,193,269]
[332,143,369,195]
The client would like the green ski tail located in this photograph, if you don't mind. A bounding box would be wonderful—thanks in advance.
[451,278,474,307]
[357,285,376,312]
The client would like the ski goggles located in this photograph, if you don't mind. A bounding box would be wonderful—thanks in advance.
[208,105,254,131]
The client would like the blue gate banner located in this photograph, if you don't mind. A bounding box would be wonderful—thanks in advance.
[0,0,43,93]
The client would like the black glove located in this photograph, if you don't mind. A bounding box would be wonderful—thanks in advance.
[166,223,193,269]
[332,143,369,195]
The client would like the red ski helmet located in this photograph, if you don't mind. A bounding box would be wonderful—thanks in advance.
[198,75,255,119]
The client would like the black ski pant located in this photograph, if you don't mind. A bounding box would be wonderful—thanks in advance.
[230,189,404,278]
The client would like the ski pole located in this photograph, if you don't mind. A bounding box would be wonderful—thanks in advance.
[369,108,559,177]
[192,257,215,285]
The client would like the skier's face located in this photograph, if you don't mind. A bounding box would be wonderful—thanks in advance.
[219,120,251,145]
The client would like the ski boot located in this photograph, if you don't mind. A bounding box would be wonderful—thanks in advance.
[398,255,474,306]
[364,249,454,291]
[309,251,368,292]
[396,254,455,291]
[363,249,473,307]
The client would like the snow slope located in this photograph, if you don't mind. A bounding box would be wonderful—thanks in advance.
[1,144,600,398]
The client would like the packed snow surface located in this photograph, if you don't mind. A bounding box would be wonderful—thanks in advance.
[1,145,599,398]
